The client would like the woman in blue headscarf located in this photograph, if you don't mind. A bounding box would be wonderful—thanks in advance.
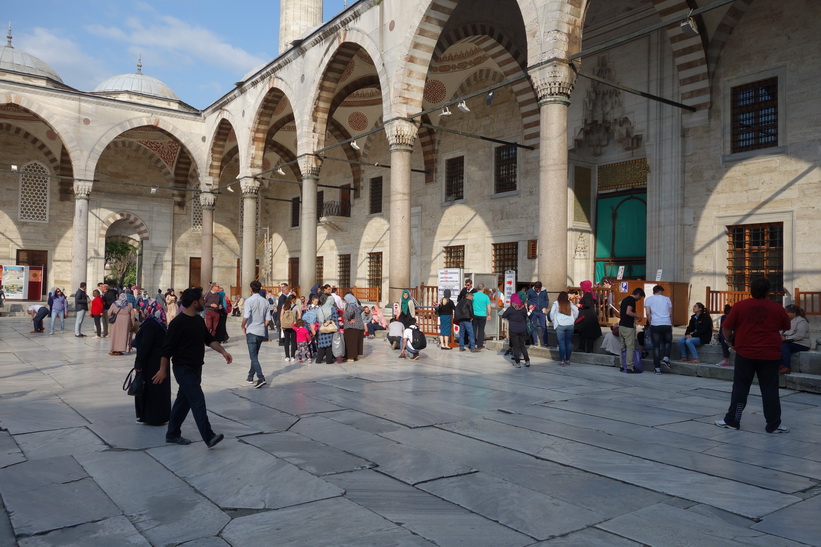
[133,299,170,426]
[398,289,416,328]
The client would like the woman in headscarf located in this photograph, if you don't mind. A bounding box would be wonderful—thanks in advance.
[134,299,170,425]
[343,292,365,361]
[314,294,338,364]
[109,293,135,356]
[436,290,456,349]
[574,280,602,352]
[398,289,416,328]
[366,304,388,338]
[165,289,178,322]
[502,293,531,367]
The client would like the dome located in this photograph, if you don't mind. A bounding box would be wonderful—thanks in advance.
[94,71,179,101]
[0,29,63,83]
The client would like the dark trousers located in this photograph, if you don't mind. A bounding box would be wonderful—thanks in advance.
[722,353,782,432]
[167,364,215,442]
[33,308,49,331]
[315,345,335,364]
[650,325,673,369]
[283,328,296,358]
[102,309,110,336]
[92,314,102,337]
[718,331,731,359]
[473,316,487,348]
[510,330,529,363]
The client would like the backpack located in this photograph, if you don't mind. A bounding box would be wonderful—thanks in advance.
[282,307,295,329]
[411,327,427,350]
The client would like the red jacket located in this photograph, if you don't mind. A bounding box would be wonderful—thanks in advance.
[91,296,104,315]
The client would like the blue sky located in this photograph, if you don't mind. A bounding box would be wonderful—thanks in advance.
[5,0,352,109]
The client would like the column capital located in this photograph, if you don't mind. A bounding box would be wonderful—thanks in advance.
[199,191,216,210]
[239,177,261,197]
[73,180,93,199]
[298,155,322,179]
[530,61,576,106]
[385,119,419,151]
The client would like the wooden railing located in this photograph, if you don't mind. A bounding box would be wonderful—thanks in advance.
[793,288,821,315]
[415,307,440,337]
[566,286,615,326]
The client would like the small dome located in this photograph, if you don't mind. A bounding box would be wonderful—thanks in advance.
[94,72,179,100]
[0,27,63,82]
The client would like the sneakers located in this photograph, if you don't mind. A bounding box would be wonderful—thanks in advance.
[512,361,522,368]
[769,424,790,433]
[254,379,267,389]
[459,348,466,352]
[410,354,420,360]
[391,341,399,350]
[715,419,739,430]
[524,361,530,368]
[622,368,642,374]
[469,348,481,353]
[717,359,730,367]
[662,357,672,370]
[246,377,255,384]
[654,367,661,375]
[166,436,192,445]
[778,366,791,375]
[398,353,407,359]
[285,357,292,362]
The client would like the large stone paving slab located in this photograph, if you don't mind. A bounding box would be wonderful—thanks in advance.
[76,451,230,546]
[0,456,120,537]
[326,470,533,546]
[242,431,374,476]
[14,427,107,461]
[0,396,89,434]
[751,492,821,545]
[148,438,344,509]
[17,516,149,546]
[0,430,25,468]
[220,497,434,546]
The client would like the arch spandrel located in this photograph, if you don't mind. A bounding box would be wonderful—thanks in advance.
[208,117,241,184]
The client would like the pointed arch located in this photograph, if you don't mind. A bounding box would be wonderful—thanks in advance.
[706,0,756,75]
[209,118,238,181]
[99,211,150,241]
[248,81,296,172]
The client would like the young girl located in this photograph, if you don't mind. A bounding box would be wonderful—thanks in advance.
[294,319,312,364]
[91,289,104,338]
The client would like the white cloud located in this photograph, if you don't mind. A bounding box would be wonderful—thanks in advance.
[15,27,111,91]
[85,15,267,76]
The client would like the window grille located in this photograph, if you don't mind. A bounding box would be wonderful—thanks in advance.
[493,242,518,285]
[727,223,783,293]
[527,240,537,259]
[731,77,778,153]
[338,254,351,288]
[368,252,382,290]
[445,156,464,201]
[494,145,517,193]
[19,162,49,222]
[315,256,324,285]
[369,176,382,214]
[290,196,300,227]
[444,245,465,269]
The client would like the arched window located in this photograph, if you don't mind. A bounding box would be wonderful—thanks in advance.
[19,162,50,222]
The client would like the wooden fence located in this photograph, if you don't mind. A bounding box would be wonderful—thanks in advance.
[705,287,821,315]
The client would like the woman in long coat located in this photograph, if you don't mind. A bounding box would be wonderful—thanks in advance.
[574,280,602,352]
[165,289,178,322]
[133,299,170,425]
[343,292,364,361]
[315,294,338,364]
[109,293,134,355]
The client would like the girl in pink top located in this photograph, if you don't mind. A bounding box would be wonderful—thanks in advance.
[294,319,312,363]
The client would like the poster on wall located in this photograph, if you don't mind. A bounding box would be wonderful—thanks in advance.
[28,266,43,301]
[438,268,462,305]
[0,266,27,299]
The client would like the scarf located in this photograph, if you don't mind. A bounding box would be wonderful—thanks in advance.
[510,293,523,309]
[401,290,411,315]
[580,280,597,301]
[114,293,128,309]
[140,298,168,330]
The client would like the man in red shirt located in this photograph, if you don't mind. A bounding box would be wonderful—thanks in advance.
[716,278,791,433]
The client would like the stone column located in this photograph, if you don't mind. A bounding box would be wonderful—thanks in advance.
[298,155,321,294]
[532,62,576,291]
[70,180,93,289]
[386,119,419,304]
[199,192,216,288]
[240,178,260,289]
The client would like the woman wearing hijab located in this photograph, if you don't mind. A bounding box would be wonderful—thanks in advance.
[134,299,170,425]
[398,289,416,328]
[343,292,365,361]
[315,294,339,364]
[574,280,602,352]
[109,293,135,355]
[366,304,388,338]
[436,290,456,349]
[165,289,178,322]
[502,293,531,367]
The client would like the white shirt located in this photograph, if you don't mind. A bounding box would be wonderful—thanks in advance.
[243,293,271,336]
[550,301,579,327]
[403,326,418,350]
[644,294,672,326]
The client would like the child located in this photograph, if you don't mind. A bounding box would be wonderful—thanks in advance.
[294,319,312,364]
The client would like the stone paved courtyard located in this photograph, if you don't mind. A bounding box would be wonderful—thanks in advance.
[0,315,819,546]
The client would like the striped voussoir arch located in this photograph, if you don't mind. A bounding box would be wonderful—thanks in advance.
[249,88,287,171]
[706,0,755,75]
[418,121,435,184]
[311,44,360,147]
[328,120,363,193]
[0,123,59,169]
[433,27,539,145]
[99,212,150,241]
[209,119,235,180]
[104,140,175,187]
[652,0,711,110]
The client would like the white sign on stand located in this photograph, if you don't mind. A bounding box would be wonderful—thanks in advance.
[503,270,516,307]
[438,268,462,305]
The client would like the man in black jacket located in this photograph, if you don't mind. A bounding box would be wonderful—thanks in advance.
[73,282,88,337]
[455,292,479,352]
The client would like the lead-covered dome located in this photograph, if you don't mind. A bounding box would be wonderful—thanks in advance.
[94,70,179,100]
[0,26,63,82]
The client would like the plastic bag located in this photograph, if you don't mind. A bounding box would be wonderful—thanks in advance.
[332,332,345,358]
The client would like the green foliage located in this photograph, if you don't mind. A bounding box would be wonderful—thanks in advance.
[105,241,138,288]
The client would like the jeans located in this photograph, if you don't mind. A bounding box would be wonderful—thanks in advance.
[458,320,475,349]
[167,364,215,443]
[33,308,49,331]
[556,324,574,361]
[781,341,809,371]
[650,325,672,369]
[722,353,782,432]
[367,323,386,336]
[678,336,702,360]
[530,310,547,346]
[74,309,87,335]
[50,309,65,333]
[246,333,265,380]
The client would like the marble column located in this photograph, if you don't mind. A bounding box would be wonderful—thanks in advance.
[70,181,93,290]
[298,155,321,294]
[240,178,260,290]
[532,62,576,292]
[199,192,216,288]
[386,119,419,304]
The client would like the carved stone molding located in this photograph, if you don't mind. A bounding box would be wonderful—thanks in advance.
[239,178,261,197]
[73,180,93,199]
[199,192,216,210]
[298,155,322,179]
[385,119,419,150]
[531,62,577,106]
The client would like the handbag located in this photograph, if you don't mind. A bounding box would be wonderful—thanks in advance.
[122,367,144,396]
[319,320,338,333]
[108,311,117,324]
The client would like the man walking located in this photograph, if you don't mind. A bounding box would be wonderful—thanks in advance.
[455,291,479,352]
[526,281,550,347]
[644,285,672,374]
[472,284,492,349]
[618,287,645,373]
[716,278,791,433]
[74,282,89,337]
[242,280,270,388]
[153,287,232,448]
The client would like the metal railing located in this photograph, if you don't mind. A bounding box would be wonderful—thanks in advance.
[319,200,351,218]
